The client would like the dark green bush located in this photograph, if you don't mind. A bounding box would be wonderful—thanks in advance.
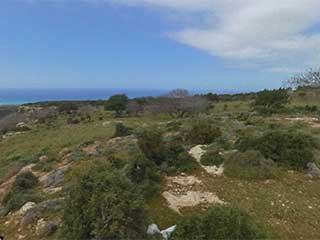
[137,129,199,174]
[136,128,166,166]
[113,123,132,138]
[236,130,315,169]
[105,94,129,116]
[173,205,267,240]
[186,119,222,145]
[200,150,223,166]
[224,150,275,180]
[3,171,40,212]
[305,105,318,112]
[62,160,149,240]
[253,88,289,114]
[124,155,160,198]
[58,102,79,114]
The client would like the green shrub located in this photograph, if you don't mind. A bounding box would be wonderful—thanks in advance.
[137,129,199,174]
[3,171,40,212]
[186,119,222,145]
[124,155,160,198]
[200,150,223,166]
[224,150,275,180]
[236,130,315,169]
[58,102,79,114]
[105,94,129,116]
[62,160,149,240]
[173,205,267,240]
[113,123,132,138]
[253,88,289,114]
[136,128,166,166]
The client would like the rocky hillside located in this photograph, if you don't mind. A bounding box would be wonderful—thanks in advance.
[0,89,320,239]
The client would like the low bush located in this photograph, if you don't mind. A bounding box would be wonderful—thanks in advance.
[200,150,224,166]
[236,130,315,169]
[224,150,275,180]
[253,88,289,114]
[185,119,222,145]
[3,171,40,212]
[173,205,267,240]
[137,129,199,174]
[124,155,160,198]
[62,160,149,240]
[136,128,166,166]
[58,102,79,114]
[112,123,132,138]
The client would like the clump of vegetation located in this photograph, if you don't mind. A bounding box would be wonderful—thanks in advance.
[224,150,275,180]
[3,171,41,213]
[58,102,79,114]
[185,119,222,145]
[236,130,316,169]
[62,160,149,240]
[124,154,160,198]
[173,205,268,240]
[200,150,224,166]
[253,88,289,114]
[137,129,199,173]
[105,94,129,116]
[112,122,132,138]
[136,128,165,166]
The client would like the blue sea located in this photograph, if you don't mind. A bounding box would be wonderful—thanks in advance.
[0,88,242,105]
[0,89,170,105]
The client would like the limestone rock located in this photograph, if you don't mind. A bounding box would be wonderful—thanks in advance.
[307,162,320,178]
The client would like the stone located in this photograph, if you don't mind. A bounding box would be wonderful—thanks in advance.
[147,224,161,235]
[39,155,49,163]
[20,198,64,226]
[59,148,71,157]
[36,219,58,237]
[40,165,70,188]
[307,162,320,178]
[17,202,36,215]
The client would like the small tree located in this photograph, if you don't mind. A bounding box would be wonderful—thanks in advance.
[105,94,129,116]
[253,89,289,114]
[166,89,189,98]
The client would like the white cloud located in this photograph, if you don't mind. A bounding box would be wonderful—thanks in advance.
[108,0,320,72]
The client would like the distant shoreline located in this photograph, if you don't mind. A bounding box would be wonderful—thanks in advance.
[0,88,255,106]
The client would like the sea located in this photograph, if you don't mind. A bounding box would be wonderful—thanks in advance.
[0,88,241,105]
[0,89,168,105]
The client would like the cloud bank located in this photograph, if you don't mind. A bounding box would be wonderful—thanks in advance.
[110,0,320,72]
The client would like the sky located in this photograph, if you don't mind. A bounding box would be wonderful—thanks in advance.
[1,0,320,92]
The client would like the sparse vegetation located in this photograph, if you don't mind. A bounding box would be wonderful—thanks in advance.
[224,150,275,180]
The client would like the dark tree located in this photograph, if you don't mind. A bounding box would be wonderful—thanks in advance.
[105,94,129,116]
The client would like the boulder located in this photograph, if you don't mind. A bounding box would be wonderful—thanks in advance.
[21,198,64,226]
[307,162,320,178]
[147,224,161,235]
[36,219,58,237]
[40,165,70,188]
[17,202,36,215]
[39,155,49,163]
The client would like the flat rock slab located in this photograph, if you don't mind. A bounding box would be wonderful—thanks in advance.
[162,191,224,214]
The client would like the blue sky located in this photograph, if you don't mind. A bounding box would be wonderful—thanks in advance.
[1,0,320,92]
